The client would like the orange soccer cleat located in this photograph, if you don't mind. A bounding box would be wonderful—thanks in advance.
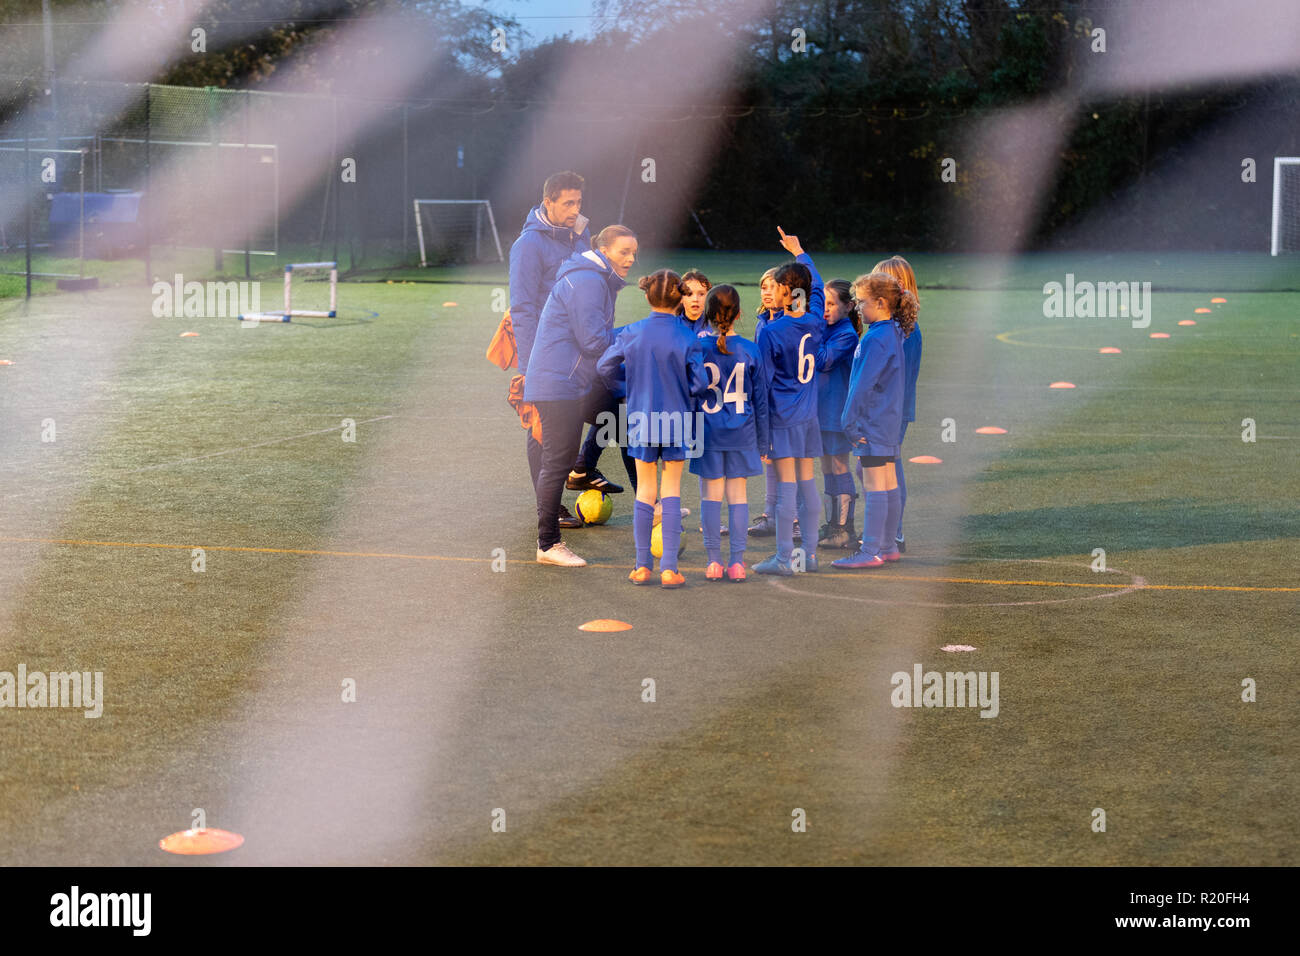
[660,569,686,589]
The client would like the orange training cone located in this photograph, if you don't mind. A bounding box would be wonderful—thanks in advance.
[159,828,244,855]
[579,619,633,632]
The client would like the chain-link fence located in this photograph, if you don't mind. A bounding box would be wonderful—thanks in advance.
[0,75,502,294]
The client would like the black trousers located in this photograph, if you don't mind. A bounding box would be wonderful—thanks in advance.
[575,382,638,488]
[534,387,638,549]
[535,396,592,550]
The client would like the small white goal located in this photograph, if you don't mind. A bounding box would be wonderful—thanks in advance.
[238,261,337,323]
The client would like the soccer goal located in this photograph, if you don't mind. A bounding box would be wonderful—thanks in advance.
[238,261,337,323]
[413,199,503,266]
[1270,158,1300,255]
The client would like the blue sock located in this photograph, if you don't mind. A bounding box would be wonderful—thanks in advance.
[797,477,821,558]
[838,471,858,530]
[661,495,682,572]
[882,487,902,554]
[634,500,654,569]
[895,459,906,540]
[776,481,796,562]
[837,470,858,499]
[702,499,723,565]
[764,461,778,515]
[728,502,749,565]
[863,490,888,556]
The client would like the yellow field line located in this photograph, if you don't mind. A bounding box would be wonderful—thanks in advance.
[1,534,1296,592]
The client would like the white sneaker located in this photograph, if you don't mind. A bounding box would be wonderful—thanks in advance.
[536,541,587,567]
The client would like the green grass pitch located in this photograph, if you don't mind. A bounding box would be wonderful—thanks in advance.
[0,252,1296,865]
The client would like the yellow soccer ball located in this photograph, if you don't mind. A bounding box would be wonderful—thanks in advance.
[575,489,613,525]
[650,523,687,559]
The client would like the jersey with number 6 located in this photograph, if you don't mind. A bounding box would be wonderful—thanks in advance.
[695,334,770,455]
[756,252,825,430]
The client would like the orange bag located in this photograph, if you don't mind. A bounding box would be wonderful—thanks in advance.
[486,308,518,370]
[487,308,540,440]
[507,373,543,443]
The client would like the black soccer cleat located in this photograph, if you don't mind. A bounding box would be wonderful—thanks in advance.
[567,468,624,494]
[559,505,583,529]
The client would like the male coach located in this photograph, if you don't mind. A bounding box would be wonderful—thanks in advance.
[509,171,625,529]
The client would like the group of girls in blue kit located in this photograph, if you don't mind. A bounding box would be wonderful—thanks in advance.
[591,229,921,588]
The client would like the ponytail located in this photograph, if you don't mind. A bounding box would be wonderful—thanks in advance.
[704,285,741,355]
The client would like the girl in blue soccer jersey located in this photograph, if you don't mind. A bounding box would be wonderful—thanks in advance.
[815,278,862,550]
[747,267,783,538]
[753,228,825,576]
[678,269,712,336]
[834,271,917,570]
[677,269,722,535]
[689,285,770,581]
[597,270,708,589]
[871,256,922,552]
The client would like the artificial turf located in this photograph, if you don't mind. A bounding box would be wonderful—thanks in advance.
[0,254,1295,865]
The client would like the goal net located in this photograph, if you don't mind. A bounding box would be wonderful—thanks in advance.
[1271,158,1300,255]
[239,261,337,323]
[413,199,503,266]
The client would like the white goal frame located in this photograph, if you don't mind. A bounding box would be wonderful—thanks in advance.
[238,261,336,323]
[412,199,503,267]
[1270,157,1300,256]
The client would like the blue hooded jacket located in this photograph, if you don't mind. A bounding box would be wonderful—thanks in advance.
[508,205,591,376]
[816,316,860,433]
[901,322,922,423]
[841,317,905,456]
[524,249,627,403]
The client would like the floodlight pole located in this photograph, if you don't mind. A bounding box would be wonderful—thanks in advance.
[42,0,58,149]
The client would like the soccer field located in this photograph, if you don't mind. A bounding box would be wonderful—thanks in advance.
[0,252,1296,865]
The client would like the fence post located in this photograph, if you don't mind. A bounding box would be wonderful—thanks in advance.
[244,90,251,279]
[24,112,32,300]
[402,102,409,261]
[144,84,152,285]
[207,85,222,272]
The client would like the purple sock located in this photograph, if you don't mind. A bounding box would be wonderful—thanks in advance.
[728,502,749,565]
[701,499,723,565]
[776,481,796,562]
[633,500,654,569]
[797,477,821,558]
[660,495,683,572]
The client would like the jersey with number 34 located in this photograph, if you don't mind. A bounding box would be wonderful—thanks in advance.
[694,334,771,455]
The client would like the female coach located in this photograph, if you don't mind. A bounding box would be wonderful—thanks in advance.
[525,225,639,567]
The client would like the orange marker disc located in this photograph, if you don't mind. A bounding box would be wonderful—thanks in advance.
[1210,297,1226,304]
[1099,346,1121,353]
[441,301,458,308]
[159,828,244,855]
[0,359,13,365]
[909,455,943,464]
[1178,319,1196,326]
[1049,381,1076,389]
[180,331,199,337]
[579,619,632,632]
[975,426,1007,434]
[1150,332,1170,338]
[1194,307,1211,314]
